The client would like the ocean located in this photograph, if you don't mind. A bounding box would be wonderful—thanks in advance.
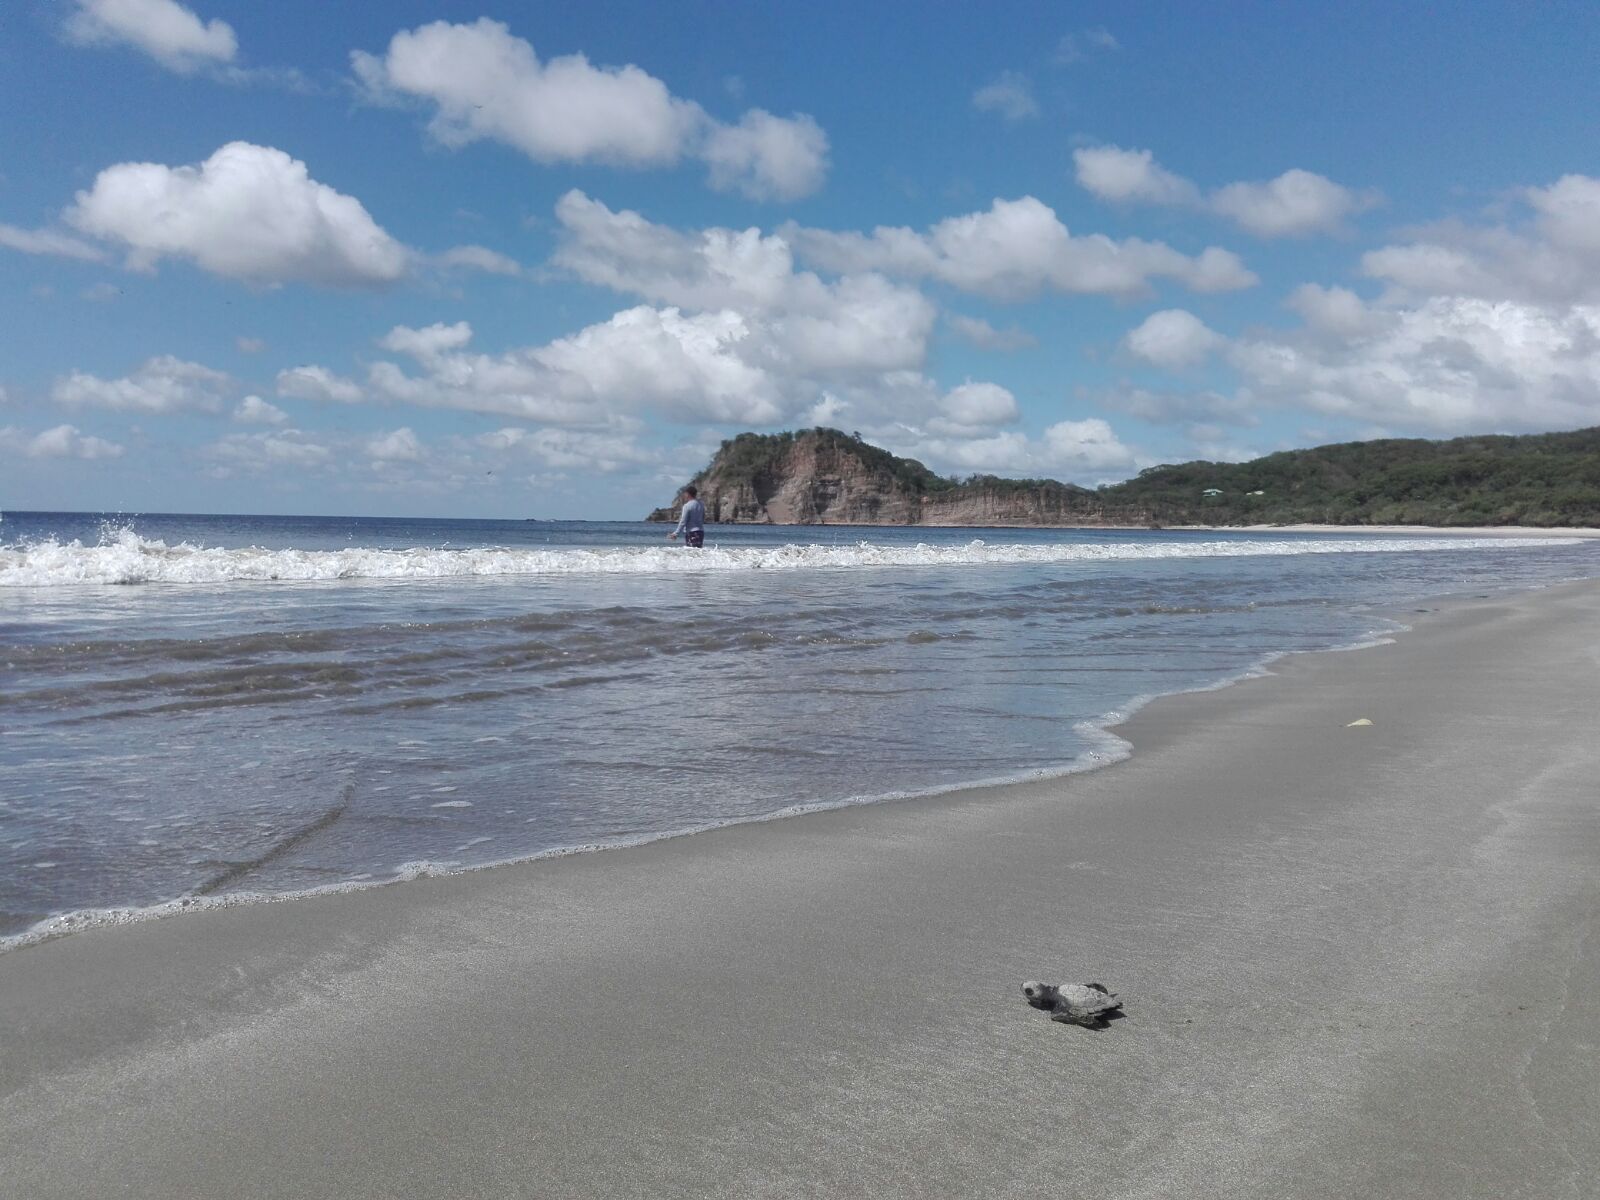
[3,511,1597,947]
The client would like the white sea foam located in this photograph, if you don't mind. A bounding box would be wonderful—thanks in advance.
[0,528,1581,588]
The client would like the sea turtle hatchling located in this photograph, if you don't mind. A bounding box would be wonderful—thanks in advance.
[1021,980,1123,1028]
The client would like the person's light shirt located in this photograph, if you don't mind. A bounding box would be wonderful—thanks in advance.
[673,497,705,536]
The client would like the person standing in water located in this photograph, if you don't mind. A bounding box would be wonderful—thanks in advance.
[668,485,706,547]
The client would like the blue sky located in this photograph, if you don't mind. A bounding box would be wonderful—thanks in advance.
[3,1,1599,519]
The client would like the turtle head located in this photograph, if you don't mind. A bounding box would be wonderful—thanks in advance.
[1021,981,1058,1009]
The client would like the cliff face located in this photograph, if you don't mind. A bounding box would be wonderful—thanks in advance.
[647,429,1146,527]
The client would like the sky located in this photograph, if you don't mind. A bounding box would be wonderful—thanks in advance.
[3,1,1600,519]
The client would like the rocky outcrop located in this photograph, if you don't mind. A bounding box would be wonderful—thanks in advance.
[647,429,1154,527]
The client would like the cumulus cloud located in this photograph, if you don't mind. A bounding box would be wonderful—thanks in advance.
[925,381,1021,437]
[1285,284,1382,337]
[892,416,1137,481]
[352,18,828,199]
[66,142,409,287]
[66,0,236,74]
[787,195,1256,300]
[366,427,423,462]
[0,223,106,262]
[379,309,783,426]
[477,426,662,475]
[204,429,332,475]
[1122,308,1224,368]
[233,395,287,424]
[52,355,229,413]
[552,191,938,378]
[946,314,1037,351]
[1074,145,1378,237]
[1361,174,1600,306]
[1210,169,1380,238]
[1227,297,1600,434]
[702,109,830,201]
[0,423,125,459]
[1072,146,1199,207]
[972,72,1038,121]
[276,364,364,404]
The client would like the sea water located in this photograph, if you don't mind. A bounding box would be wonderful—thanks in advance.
[3,511,1597,945]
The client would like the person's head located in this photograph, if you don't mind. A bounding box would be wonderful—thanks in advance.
[685,486,698,498]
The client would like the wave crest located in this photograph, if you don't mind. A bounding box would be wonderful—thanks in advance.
[0,528,1579,588]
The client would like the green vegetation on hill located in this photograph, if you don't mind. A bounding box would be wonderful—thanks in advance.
[1110,428,1600,526]
[699,428,960,495]
[668,425,1600,528]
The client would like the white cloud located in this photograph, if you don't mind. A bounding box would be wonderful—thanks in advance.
[236,336,266,353]
[1073,146,1200,206]
[1110,177,1600,438]
[276,365,364,404]
[533,307,785,424]
[353,18,828,199]
[1075,145,1377,237]
[788,196,1256,300]
[437,245,525,276]
[946,314,1037,351]
[1210,169,1378,238]
[67,142,409,287]
[0,223,106,262]
[891,416,1137,481]
[925,381,1020,437]
[205,429,332,474]
[552,191,937,378]
[1122,308,1224,368]
[1228,296,1600,434]
[0,423,125,459]
[1526,174,1600,254]
[233,395,287,425]
[1361,175,1600,306]
[66,0,236,74]
[378,321,474,361]
[702,109,830,201]
[1285,284,1381,337]
[972,72,1038,121]
[52,355,229,413]
[476,426,661,474]
[366,427,423,461]
[359,312,781,427]
[352,19,700,166]
[1055,27,1120,63]
[1039,418,1137,472]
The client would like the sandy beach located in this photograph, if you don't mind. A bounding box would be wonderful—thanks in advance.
[3,581,1598,1199]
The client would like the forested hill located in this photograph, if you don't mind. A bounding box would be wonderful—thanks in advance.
[1112,427,1600,527]
[650,426,1600,528]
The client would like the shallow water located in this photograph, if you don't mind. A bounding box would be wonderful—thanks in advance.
[3,511,1596,943]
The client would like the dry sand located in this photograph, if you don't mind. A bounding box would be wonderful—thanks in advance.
[3,582,1598,1199]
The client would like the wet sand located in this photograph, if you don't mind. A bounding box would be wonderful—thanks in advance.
[3,582,1598,1198]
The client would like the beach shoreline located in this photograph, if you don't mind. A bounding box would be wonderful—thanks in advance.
[3,581,1598,1197]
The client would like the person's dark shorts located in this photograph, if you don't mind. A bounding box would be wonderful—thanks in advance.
[686,529,705,548]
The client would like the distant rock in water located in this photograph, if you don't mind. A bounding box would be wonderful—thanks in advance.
[649,425,1600,529]
[645,429,1143,528]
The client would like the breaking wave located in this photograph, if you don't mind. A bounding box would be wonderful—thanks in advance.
[0,528,1581,588]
